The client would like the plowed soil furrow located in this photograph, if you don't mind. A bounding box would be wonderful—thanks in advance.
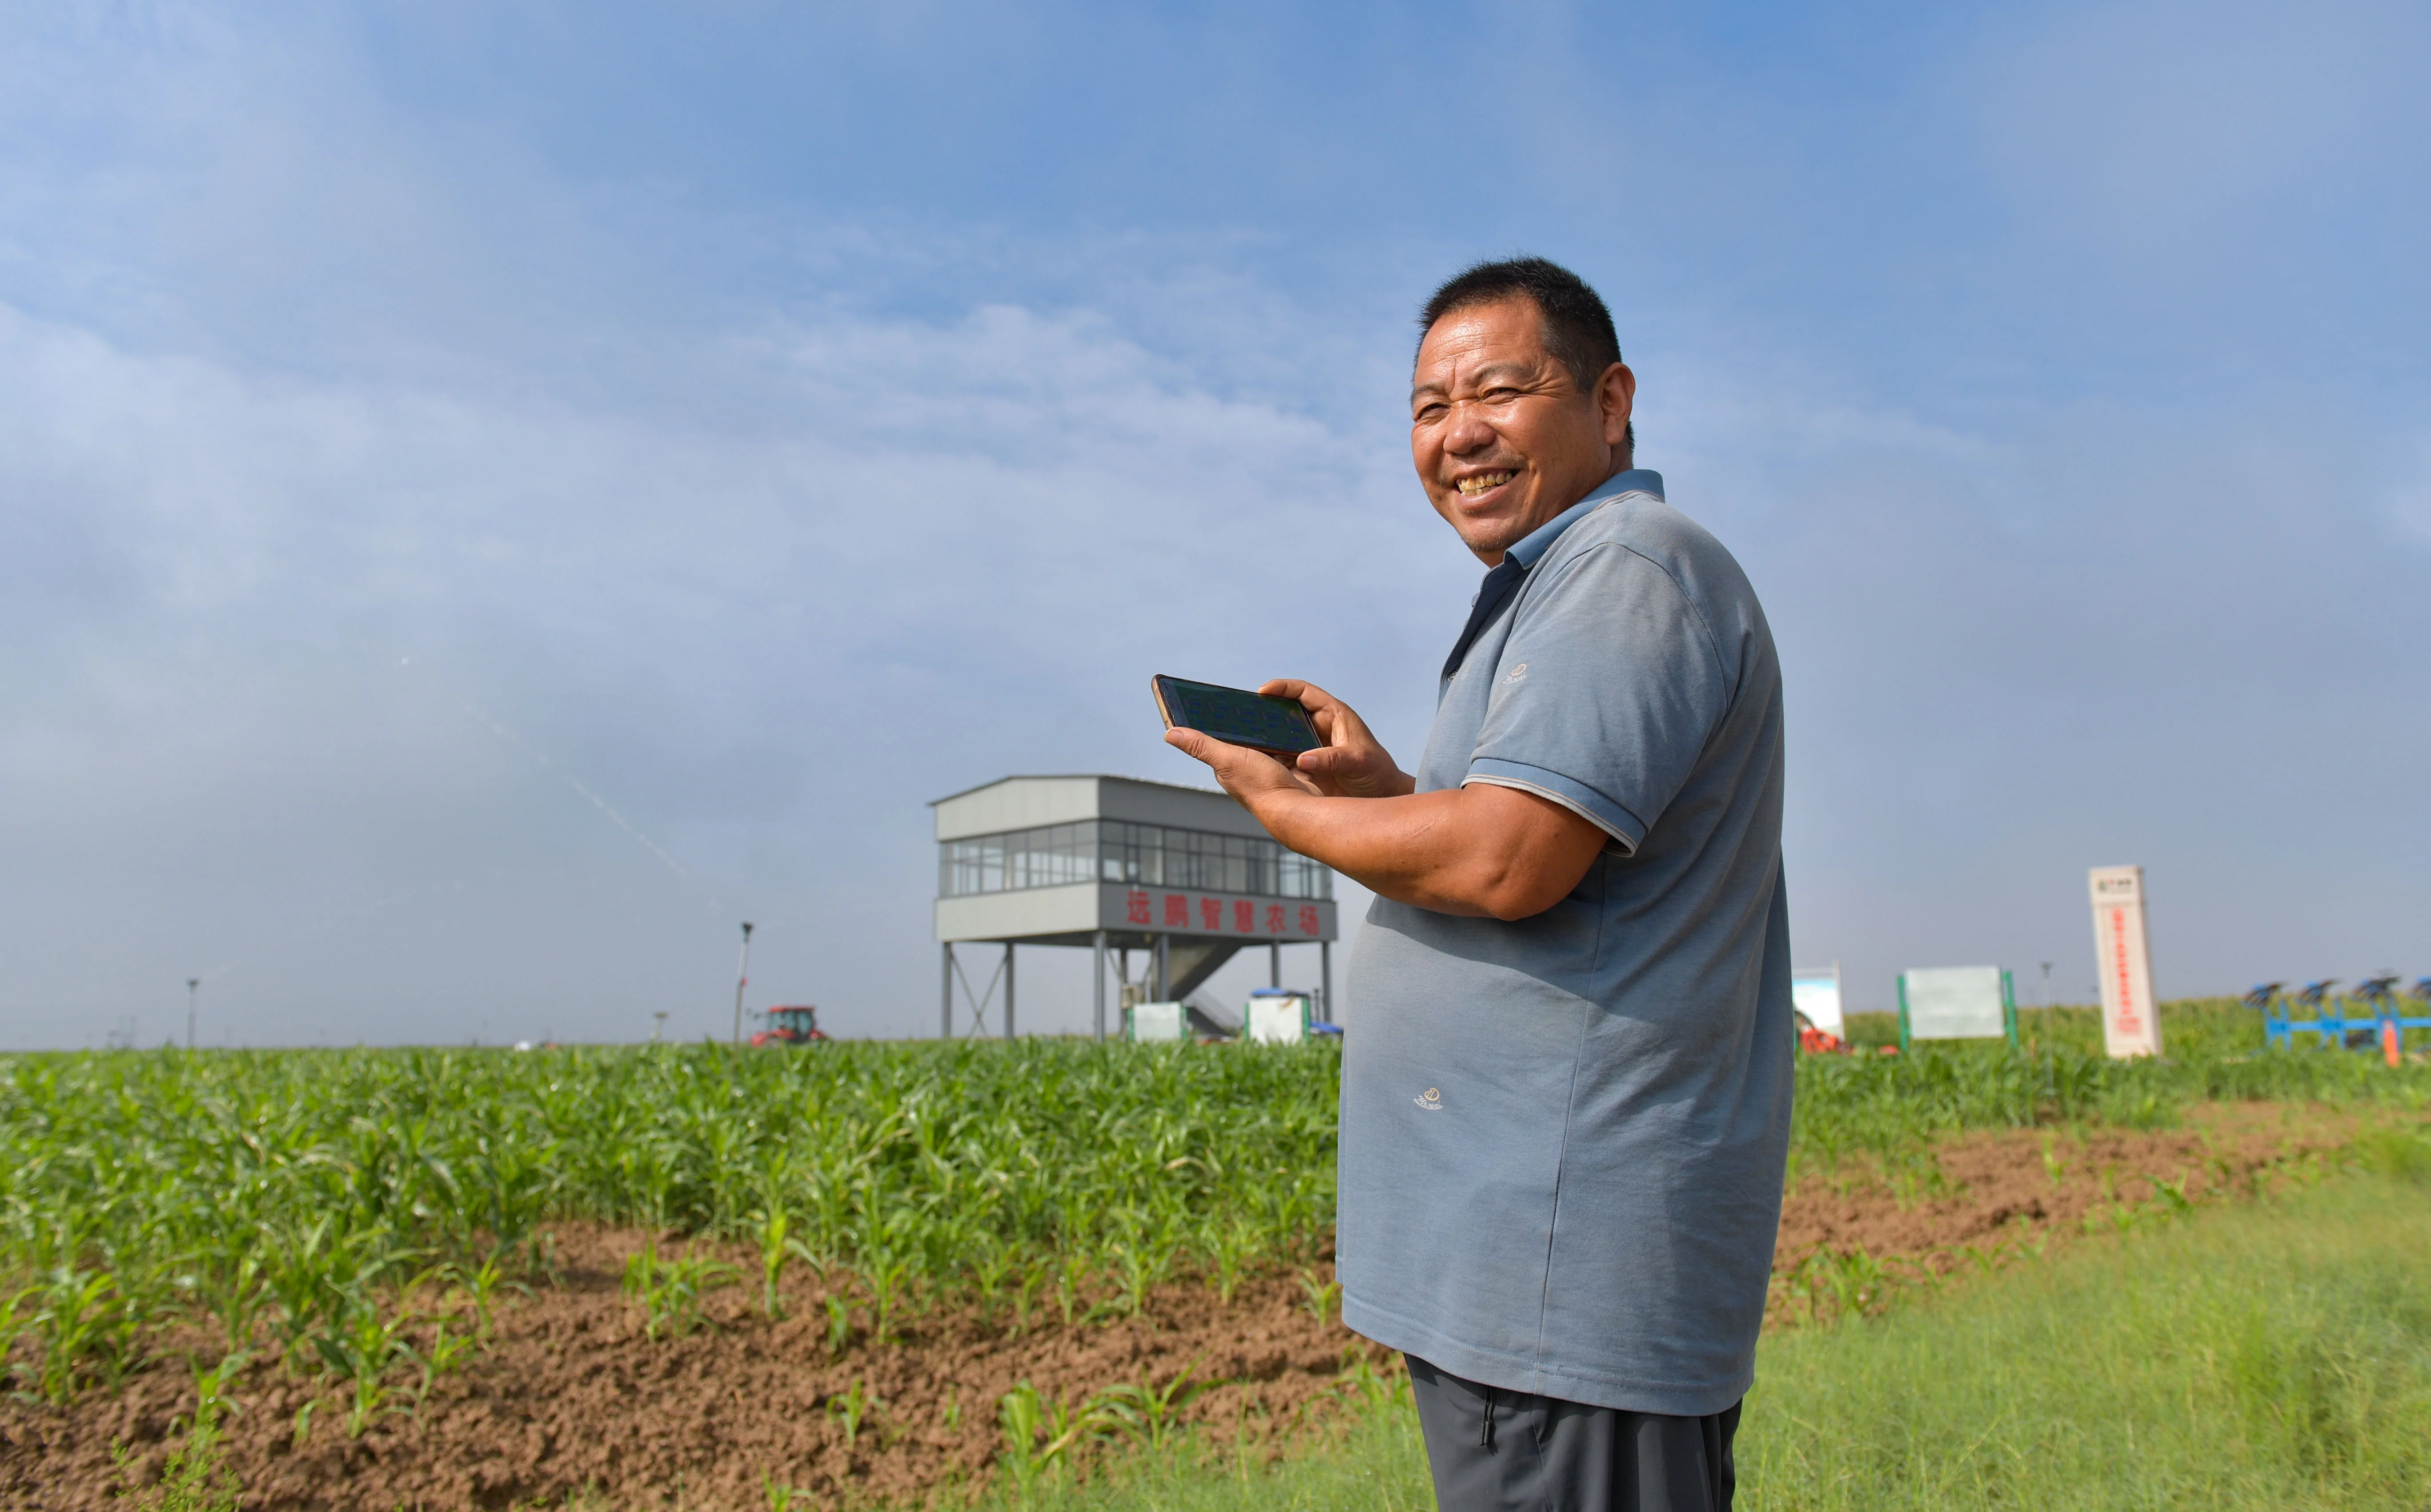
[1769,1101,2364,1319]
[1,1102,2377,1511]
[7,1237,1374,1512]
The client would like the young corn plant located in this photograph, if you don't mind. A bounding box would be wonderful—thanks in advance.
[860,1256,912,1345]
[34,1268,142,1402]
[310,1300,424,1438]
[1296,1267,1341,1326]
[621,1241,740,1341]
[1204,1216,1258,1304]
[0,1283,40,1392]
[204,1252,266,1357]
[439,1255,514,1343]
[1089,1360,1216,1451]
[822,1293,853,1356]
[753,1206,790,1319]
[826,1376,875,1448]
[996,1381,1107,1500]
[416,1315,478,1407]
[1110,1238,1159,1316]
[997,1381,1049,1502]
[968,1242,1015,1331]
[1010,1261,1051,1337]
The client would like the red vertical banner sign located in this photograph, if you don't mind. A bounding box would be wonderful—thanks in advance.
[2088,865,2161,1059]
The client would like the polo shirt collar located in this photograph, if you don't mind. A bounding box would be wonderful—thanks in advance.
[1504,468,1666,569]
[1441,469,1667,690]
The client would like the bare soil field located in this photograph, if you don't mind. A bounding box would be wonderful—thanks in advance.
[1769,1100,2366,1321]
[1,1102,2371,1512]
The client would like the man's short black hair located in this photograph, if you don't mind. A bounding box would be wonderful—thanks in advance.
[1418,256,1633,454]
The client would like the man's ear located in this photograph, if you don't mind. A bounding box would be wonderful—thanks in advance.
[1598,363,1637,452]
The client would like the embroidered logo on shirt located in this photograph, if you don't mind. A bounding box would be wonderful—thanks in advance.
[1413,1087,1444,1112]
[1505,663,1528,683]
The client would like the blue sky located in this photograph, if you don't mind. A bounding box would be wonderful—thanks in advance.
[4,0,2427,1047]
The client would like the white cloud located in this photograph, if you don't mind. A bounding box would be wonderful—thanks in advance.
[0,284,1451,1045]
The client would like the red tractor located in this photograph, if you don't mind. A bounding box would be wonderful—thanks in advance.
[1794,1010,1852,1056]
[750,1005,830,1047]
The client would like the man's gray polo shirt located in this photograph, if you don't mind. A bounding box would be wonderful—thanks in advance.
[1338,468,1793,1417]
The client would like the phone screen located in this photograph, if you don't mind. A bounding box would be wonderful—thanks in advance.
[1153,676,1322,756]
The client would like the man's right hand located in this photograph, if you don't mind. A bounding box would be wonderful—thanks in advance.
[1260,680,1416,799]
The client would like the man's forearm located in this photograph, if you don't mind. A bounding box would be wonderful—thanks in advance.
[1252,783,1602,921]
[1160,708,1605,920]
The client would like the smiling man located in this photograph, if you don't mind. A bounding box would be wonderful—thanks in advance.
[1166,257,1792,1512]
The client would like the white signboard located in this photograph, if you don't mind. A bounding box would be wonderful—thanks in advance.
[1127,1001,1187,1043]
[1244,993,1311,1044]
[2089,866,2161,1059]
[1901,966,2010,1040]
[1790,966,1845,1036]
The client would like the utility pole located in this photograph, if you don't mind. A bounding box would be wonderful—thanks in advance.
[186,978,200,1051]
[2040,961,2053,1008]
[731,922,754,1046]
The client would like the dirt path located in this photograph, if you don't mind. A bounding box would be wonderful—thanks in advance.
[0,1102,2386,1511]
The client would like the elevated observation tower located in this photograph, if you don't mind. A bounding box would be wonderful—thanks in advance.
[931,775,1339,1039]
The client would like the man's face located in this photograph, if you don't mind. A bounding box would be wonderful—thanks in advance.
[1411,296,1635,564]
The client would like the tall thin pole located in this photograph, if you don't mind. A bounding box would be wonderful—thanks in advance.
[941,944,953,1039]
[1093,930,1107,1040]
[186,978,199,1051]
[1003,942,1016,1040]
[731,922,754,1045]
[1320,940,1333,1025]
[1269,943,1280,989]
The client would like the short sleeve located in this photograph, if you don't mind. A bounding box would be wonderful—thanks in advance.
[1461,543,1731,852]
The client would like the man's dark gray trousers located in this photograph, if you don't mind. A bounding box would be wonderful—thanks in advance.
[1409,1356,1740,1512]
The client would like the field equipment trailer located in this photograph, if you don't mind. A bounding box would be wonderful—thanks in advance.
[750,1005,830,1047]
[2251,978,2430,1065]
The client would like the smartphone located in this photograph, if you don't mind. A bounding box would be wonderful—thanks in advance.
[1151,675,1323,759]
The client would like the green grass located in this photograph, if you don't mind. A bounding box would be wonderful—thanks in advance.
[985,1402,1438,1512]
[1009,1149,2431,1512]
[1743,1155,2431,1508]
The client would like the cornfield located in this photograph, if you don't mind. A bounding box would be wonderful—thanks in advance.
[0,1001,2424,1418]
[0,1040,1335,1418]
